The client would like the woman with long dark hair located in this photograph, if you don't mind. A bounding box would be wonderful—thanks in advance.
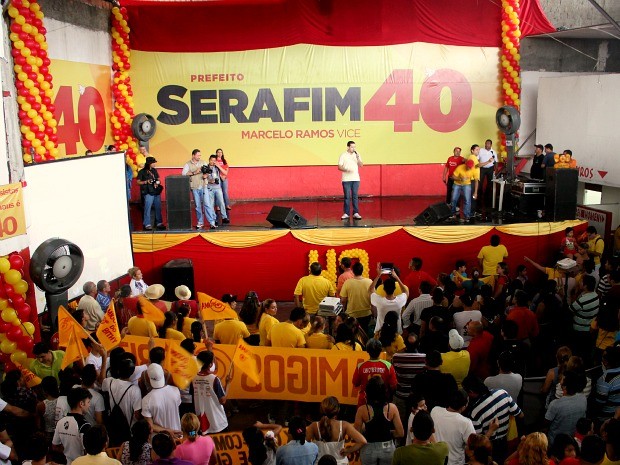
[243,421,281,465]
[120,420,153,465]
[377,311,405,361]
[136,154,165,231]
[216,148,232,210]
[158,311,185,340]
[332,320,362,351]
[239,291,261,345]
[257,299,279,346]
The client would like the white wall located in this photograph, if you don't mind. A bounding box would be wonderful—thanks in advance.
[45,18,111,65]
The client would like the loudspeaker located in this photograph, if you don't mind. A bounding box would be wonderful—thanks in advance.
[414,202,452,225]
[510,193,545,217]
[545,168,578,221]
[267,206,308,228]
[162,258,194,301]
[166,176,192,230]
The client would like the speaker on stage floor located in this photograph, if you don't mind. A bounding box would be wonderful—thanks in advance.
[166,176,192,230]
[414,202,452,225]
[545,168,578,222]
[162,258,194,301]
[267,206,307,228]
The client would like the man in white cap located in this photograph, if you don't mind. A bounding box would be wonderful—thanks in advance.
[172,285,198,317]
[141,364,182,435]
[144,284,169,312]
[440,330,471,388]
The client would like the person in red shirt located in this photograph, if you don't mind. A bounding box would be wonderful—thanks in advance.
[352,339,397,406]
[506,290,540,341]
[443,147,464,204]
[467,321,494,379]
[404,257,438,300]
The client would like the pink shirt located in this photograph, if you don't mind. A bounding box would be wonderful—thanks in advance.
[174,435,215,465]
[337,269,354,295]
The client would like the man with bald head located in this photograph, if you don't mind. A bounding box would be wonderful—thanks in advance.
[466,321,494,379]
[78,281,104,331]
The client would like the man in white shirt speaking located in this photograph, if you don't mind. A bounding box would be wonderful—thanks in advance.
[338,140,363,220]
[477,139,496,209]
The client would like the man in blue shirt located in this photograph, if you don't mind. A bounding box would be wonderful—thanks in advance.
[541,143,556,170]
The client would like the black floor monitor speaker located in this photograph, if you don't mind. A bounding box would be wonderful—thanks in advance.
[267,206,308,228]
[162,258,195,301]
[166,176,192,230]
[414,202,452,225]
[545,168,578,222]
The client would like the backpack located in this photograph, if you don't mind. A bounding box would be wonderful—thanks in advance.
[106,380,133,446]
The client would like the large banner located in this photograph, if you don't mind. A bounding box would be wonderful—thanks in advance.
[119,335,368,405]
[132,43,501,167]
[51,60,114,157]
[0,183,26,241]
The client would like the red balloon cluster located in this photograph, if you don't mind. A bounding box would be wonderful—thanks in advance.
[8,0,59,164]
[0,253,36,372]
[110,6,140,177]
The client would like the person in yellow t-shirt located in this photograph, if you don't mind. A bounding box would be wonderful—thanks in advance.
[340,262,373,334]
[127,300,158,338]
[257,299,279,346]
[214,318,250,345]
[450,158,477,222]
[158,312,186,341]
[267,307,306,348]
[477,234,508,276]
[468,144,481,215]
[294,262,336,314]
[304,316,334,349]
[440,330,470,388]
[331,321,363,351]
[586,225,605,270]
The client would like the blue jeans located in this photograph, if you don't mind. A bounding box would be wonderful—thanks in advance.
[143,194,162,227]
[221,179,230,207]
[192,188,206,226]
[360,441,395,465]
[205,187,227,225]
[342,181,360,214]
[451,183,471,218]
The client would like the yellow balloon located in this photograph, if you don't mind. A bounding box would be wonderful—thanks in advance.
[136,154,146,166]
[40,81,50,91]
[35,145,46,155]
[23,322,35,336]
[33,116,43,125]
[48,119,57,128]
[29,87,39,96]
[22,154,32,164]
[45,141,55,150]
[0,340,16,354]
[0,299,7,311]
[14,40,24,50]
[50,148,59,158]
[35,10,44,19]
[10,350,28,366]
[0,334,6,342]
[11,319,20,327]
[29,137,40,146]
[506,88,514,96]
[3,269,21,285]
[7,6,18,18]
[13,280,28,295]
[21,102,31,111]
[15,15,26,25]
[40,42,48,51]
[1,308,17,324]
[22,23,32,34]
[0,258,9,274]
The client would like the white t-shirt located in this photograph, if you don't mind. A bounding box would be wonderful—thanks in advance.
[452,310,482,347]
[101,378,142,427]
[431,407,476,465]
[193,373,228,434]
[141,385,181,431]
[52,413,90,465]
[68,384,105,426]
[371,292,407,334]
[478,148,496,166]
[56,396,69,423]
[86,353,102,374]
[338,151,362,182]
[130,279,148,297]
[129,365,148,386]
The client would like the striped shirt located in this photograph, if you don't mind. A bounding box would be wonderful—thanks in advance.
[469,389,522,440]
[595,367,620,419]
[392,352,426,400]
[597,274,612,297]
[570,292,600,331]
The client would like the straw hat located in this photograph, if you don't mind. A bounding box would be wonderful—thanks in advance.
[145,284,165,300]
[175,285,192,300]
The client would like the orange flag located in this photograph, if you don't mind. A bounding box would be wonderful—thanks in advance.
[197,292,238,320]
[166,341,199,390]
[231,338,260,385]
[16,364,41,388]
[137,296,165,326]
[61,326,88,369]
[96,302,122,351]
[58,306,91,348]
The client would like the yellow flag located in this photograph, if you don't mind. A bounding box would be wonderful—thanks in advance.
[231,338,260,385]
[96,302,122,352]
[61,327,88,369]
[166,341,199,390]
[137,296,165,326]
[16,364,41,388]
[197,292,238,320]
[58,306,91,348]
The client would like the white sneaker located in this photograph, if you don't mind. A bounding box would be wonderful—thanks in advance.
[353,213,362,220]
[341,213,349,220]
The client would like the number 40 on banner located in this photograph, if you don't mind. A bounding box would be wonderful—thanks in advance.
[364,69,473,133]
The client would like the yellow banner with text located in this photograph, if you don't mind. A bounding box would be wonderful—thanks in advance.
[0,183,26,241]
[131,43,501,167]
[119,335,368,404]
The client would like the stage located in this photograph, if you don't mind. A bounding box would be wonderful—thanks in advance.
[130,196,586,302]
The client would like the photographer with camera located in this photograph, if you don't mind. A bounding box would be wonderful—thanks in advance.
[137,155,165,231]
[182,149,208,230]
[204,154,229,229]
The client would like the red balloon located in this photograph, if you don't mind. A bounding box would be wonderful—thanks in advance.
[33,19,43,28]
[22,63,32,73]
[17,335,34,353]
[21,139,32,148]
[26,94,36,104]
[10,23,22,34]
[39,27,47,35]
[4,284,13,295]
[0,322,12,334]
[6,326,22,342]
[33,154,42,162]
[11,295,24,308]
[4,362,16,372]
[42,57,50,66]
[46,104,55,113]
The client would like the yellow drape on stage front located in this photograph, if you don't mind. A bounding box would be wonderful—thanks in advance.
[132,233,196,252]
[403,226,492,243]
[199,230,289,248]
[496,220,585,236]
[290,226,402,246]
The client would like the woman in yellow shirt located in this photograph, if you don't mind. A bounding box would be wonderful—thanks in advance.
[239,291,261,345]
[175,304,197,339]
[305,316,334,349]
[257,299,279,346]
[158,311,185,340]
[376,311,405,361]
[332,319,362,351]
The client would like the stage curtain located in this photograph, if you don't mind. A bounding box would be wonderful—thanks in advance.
[132,233,196,252]
[199,230,290,248]
[403,226,492,243]
[291,226,402,246]
[496,220,586,237]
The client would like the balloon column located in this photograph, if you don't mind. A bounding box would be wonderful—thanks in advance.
[7,0,59,164]
[110,5,141,177]
[499,0,522,161]
[0,254,36,372]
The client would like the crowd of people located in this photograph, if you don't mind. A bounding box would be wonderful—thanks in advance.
[1,222,620,465]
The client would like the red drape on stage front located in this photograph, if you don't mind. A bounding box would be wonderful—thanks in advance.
[133,227,574,302]
[124,0,555,53]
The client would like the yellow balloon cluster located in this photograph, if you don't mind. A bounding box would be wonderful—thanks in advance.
[307,249,337,284]
[111,6,140,177]
[8,0,60,164]
[499,0,522,160]
[337,249,370,278]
